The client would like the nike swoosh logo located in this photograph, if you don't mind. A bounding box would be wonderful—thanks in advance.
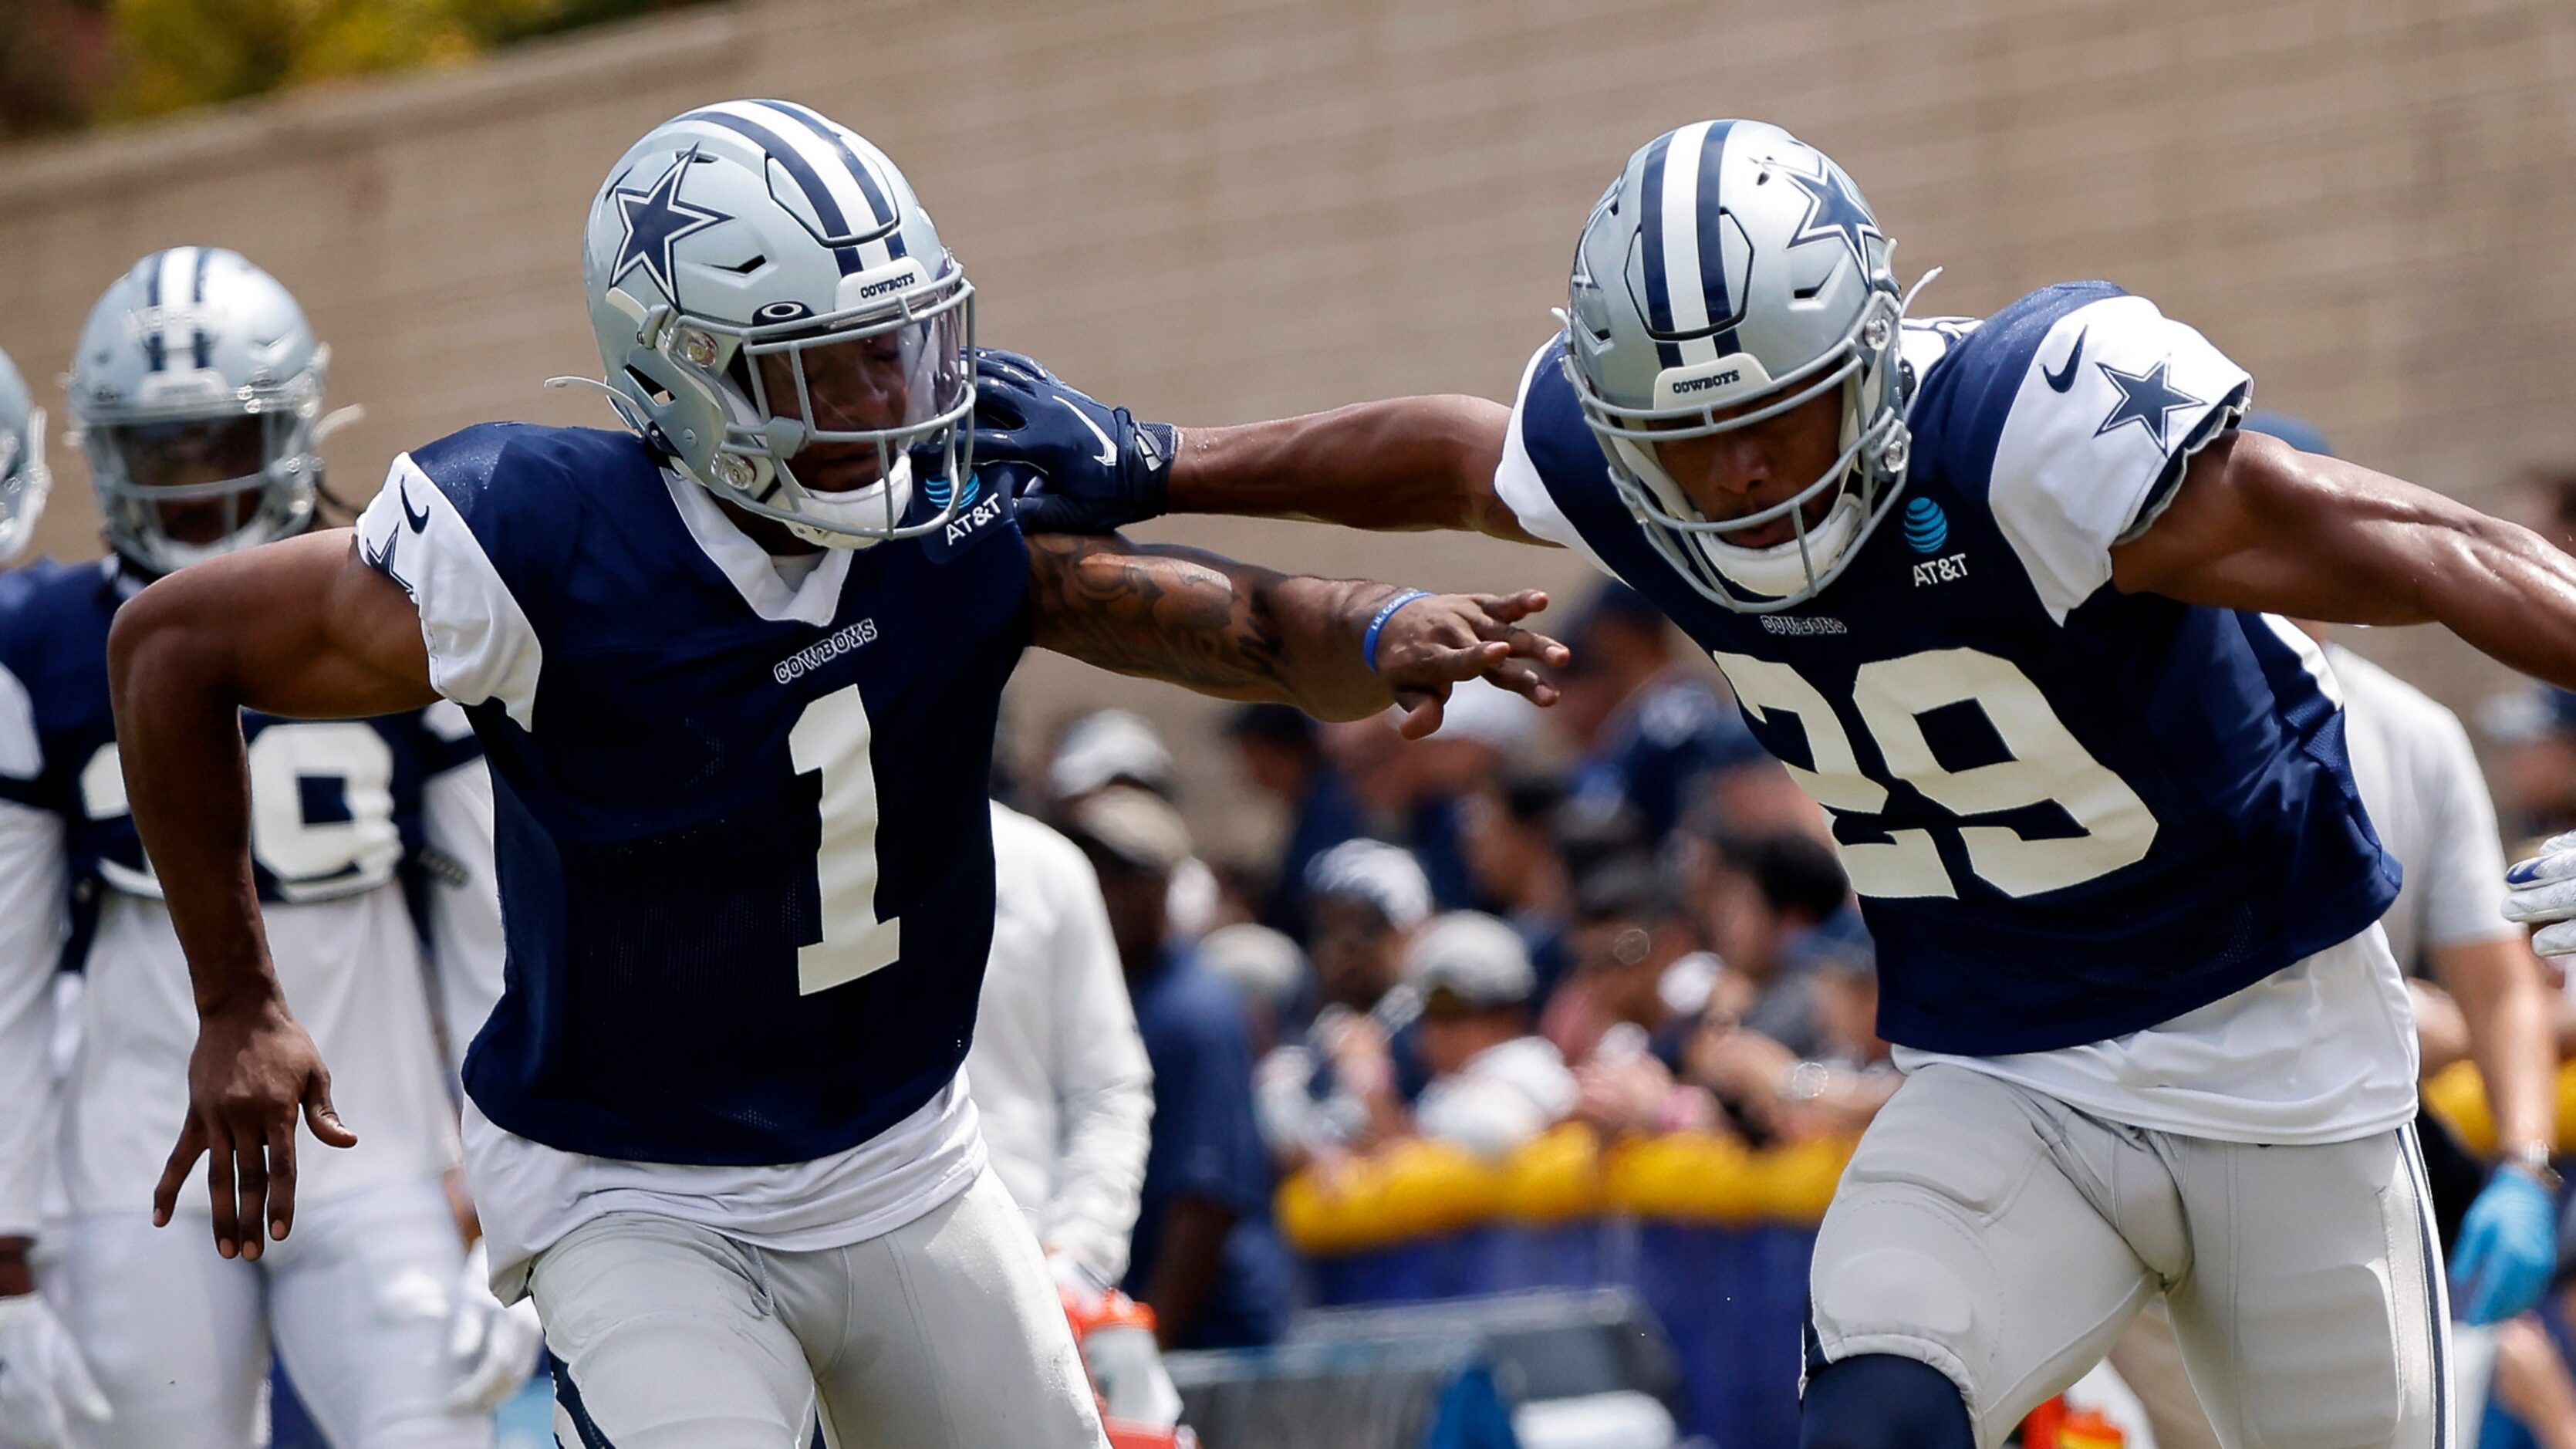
[398,478,432,533]
[1058,397,1118,468]
[2042,329,2086,393]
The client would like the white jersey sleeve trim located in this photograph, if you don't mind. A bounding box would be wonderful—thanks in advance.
[357,455,543,729]
[0,658,39,781]
[1988,295,2251,622]
[1492,339,1618,580]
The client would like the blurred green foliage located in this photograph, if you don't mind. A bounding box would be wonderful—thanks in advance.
[0,0,717,140]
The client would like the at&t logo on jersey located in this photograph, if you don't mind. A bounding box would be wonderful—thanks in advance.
[1903,495,1970,587]
[923,468,1012,561]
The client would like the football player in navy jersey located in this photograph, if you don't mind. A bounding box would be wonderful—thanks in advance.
[106,103,1563,1448]
[0,254,528,1449]
[977,118,2576,1448]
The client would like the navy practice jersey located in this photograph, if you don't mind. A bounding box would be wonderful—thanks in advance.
[356,424,1031,1165]
[1498,282,2398,1056]
[0,556,475,968]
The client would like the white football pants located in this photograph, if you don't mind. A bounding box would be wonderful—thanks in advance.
[532,1170,1106,1448]
[1808,1062,2452,1449]
[43,1174,486,1449]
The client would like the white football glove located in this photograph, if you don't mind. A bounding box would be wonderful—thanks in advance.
[441,1242,544,1414]
[0,1293,110,1448]
[2503,829,2576,955]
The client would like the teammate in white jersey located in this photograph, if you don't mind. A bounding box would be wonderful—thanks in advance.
[974,801,1200,1444]
[971,799,1154,1282]
[0,252,530,1449]
[981,120,2576,1448]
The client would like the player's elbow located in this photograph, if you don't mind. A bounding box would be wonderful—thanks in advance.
[1424,395,1512,532]
[106,573,228,716]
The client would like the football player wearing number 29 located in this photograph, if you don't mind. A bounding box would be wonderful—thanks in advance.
[104,102,1564,1449]
[985,119,2576,1449]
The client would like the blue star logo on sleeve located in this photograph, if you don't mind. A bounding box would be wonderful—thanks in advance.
[2092,357,2205,450]
[609,149,733,301]
[1779,158,1883,276]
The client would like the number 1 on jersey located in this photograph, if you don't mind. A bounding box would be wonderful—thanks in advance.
[788,684,902,995]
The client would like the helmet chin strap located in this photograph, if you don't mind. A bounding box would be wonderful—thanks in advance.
[1693,491,1865,600]
[778,451,913,550]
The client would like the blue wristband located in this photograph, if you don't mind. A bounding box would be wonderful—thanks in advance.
[1362,589,1433,673]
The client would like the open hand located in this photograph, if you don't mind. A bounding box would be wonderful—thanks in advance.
[1369,589,1570,738]
[151,998,356,1260]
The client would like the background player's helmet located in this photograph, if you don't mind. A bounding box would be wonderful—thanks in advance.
[579,100,973,549]
[1562,120,1915,610]
[67,248,325,579]
[0,346,52,563]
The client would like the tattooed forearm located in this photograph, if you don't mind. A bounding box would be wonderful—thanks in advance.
[1026,532,1396,714]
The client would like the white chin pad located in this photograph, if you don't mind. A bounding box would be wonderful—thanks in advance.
[784,451,914,549]
[1692,494,1863,600]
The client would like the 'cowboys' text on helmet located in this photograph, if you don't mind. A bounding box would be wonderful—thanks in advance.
[1562,120,1918,611]
[579,100,974,549]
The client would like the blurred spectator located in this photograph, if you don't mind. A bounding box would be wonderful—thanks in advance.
[1682,937,1898,1143]
[1542,856,1709,1068]
[1225,703,1366,934]
[1555,583,1779,839]
[2488,686,2576,842]
[1062,787,1292,1351]
[1685,829,1857,1059]
[1402,913,1576,1158]
[1254,839,1433,1170]
[1456,767,1575,1001]
[1407,680,1551,910]
[1197,922,1307,1059]
[1051,708,1219,942]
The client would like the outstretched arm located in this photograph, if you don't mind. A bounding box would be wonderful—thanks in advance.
[1166,399,1541,542]
[106,529,437,1259]
[1025,532,1565,738]
[2111,431,2576,684]
[972,350,1539,542]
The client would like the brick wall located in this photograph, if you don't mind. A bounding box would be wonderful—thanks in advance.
[5,0,2573,852]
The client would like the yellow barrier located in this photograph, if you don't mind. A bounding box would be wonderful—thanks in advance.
[2419,1058,2576,1157]
[1282,1059,2576,1258]
[1277,1125,1859,1256]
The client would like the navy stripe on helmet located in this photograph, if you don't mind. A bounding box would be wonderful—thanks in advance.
[141,251,168,372]
[191,247,213,368]
[1635,133,1683,368]
[1693,120,1741,357]
[680,108,869,277]
[761,100,908,261]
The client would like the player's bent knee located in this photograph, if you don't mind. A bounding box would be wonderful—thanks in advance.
[1801,1354,1975,1449]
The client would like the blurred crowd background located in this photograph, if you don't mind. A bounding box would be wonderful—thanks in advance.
[5,0,2576,1445]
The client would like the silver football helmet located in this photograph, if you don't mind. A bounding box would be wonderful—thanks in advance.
[67,248,325,578]
[577,100,974,548]
[0,346,51,563]
[1562,120,1919,610]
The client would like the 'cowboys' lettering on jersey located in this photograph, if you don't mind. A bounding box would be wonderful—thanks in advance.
[358,418,1026,1167]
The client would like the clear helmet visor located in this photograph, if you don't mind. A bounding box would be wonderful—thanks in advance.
[86,409,318,574]
[702,282,974,546]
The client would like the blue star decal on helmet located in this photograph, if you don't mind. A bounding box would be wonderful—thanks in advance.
[1779,157,1882,276]
[609,149,732,302]
[2093,357,2205,450]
